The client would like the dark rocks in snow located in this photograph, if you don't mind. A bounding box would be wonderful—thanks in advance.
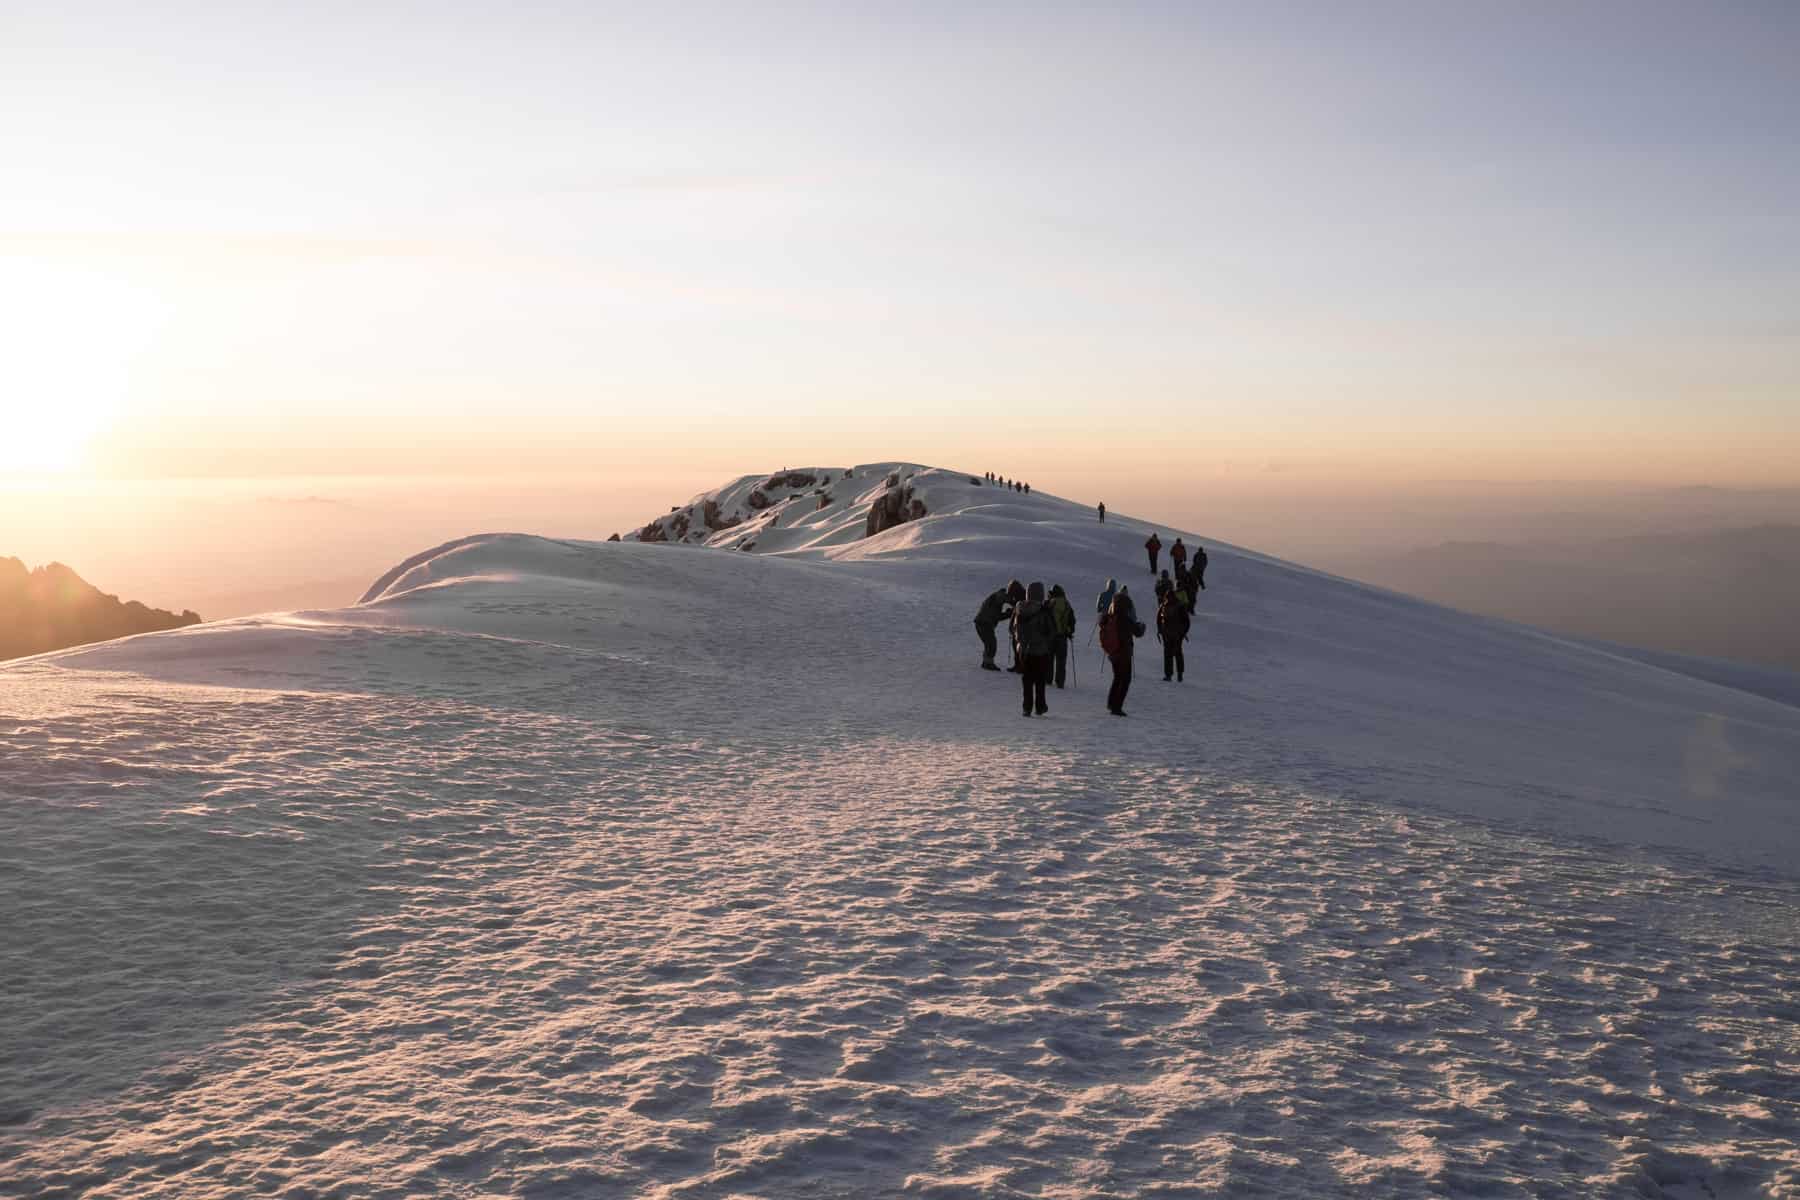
[763,471,817,491]
[670,511,692,540]
[817,494,833,510]
[885,472,901,489]
[865,483,927,538]
[636,520,667,544]
[702,498,740,532]
[747,488,772,511]
[607,533,621,542]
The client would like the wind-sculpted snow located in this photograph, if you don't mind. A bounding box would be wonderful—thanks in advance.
[4,471,1799,1197]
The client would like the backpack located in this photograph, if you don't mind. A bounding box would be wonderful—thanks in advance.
[1098,609,1120,656]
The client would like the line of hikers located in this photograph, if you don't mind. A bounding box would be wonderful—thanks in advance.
[973,569,1200,718]
[983,471,1031,494]
[1142,533,1206,594]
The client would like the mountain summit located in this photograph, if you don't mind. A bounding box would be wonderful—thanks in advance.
[4,464,1797,1197]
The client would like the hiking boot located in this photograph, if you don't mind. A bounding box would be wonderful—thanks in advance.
[981,662,1001,671]
[1035,705,1048,716]
[1021,709,1033,718]
[1111,709,1129,717]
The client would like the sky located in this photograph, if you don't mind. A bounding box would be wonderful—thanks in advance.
[2,2,1798,607]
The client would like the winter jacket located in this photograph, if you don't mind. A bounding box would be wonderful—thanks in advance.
[975,589,1011,629]
[1013,599,1058,658]
[1157,593,1191,641]
[1109,591,1146,656]
[1171,540,1187,567]
[1048,592,1076,638]
[1145,535,1162,555]
[1096,578,1118,616]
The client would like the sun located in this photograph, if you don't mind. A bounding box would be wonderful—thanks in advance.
[0,256,149,477]
[0,402,112,474]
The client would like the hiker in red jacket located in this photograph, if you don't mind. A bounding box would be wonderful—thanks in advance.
[1145,532,1162,575]
[1171,537,1187,573]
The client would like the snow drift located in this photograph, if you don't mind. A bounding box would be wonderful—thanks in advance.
[3,462,1796,1197]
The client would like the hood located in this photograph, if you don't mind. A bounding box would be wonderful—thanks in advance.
[1027,581,1045,603]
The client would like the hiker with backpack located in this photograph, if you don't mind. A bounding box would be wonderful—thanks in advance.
[1171,538,1187,573]
[1145,532,1162,575]
[1157,584,1191,682]
[1193,544,1208,591]
[1096,577,1118,622]
[1012,582,1058,717]
[1174,562,1195,608]
[1099,584,1146,716]
[1155,570,1173,602]
[973,584,1015,672]
[1047,584,1076,689]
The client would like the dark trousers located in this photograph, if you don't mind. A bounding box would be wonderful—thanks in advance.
[1021,653,1050,713]
[1107,652,1133,712]
[1147,550,1158,574]
[976,620,998,664]
[1163,637,1185,681]
[1052,635,1070,687]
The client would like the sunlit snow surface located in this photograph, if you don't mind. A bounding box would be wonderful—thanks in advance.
[3,465,1797,1198]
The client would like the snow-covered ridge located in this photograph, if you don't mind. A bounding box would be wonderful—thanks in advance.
[3,462,1798,1197]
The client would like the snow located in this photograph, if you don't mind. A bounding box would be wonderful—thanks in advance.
[3,462,1797,1197]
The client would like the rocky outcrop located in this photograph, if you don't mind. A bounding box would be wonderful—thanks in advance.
[865,483,927,538]
[746,489,773,511]
[636,520,668,544]
[764,471,818,491]
[702,498,740,532]
[1,557,201,661]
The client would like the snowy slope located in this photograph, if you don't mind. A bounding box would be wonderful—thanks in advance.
[3,464,1797,1198]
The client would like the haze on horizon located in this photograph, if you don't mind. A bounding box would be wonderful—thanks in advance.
[3,2,1798,621]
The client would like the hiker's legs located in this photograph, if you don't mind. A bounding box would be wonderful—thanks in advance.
[1030,655,1049,713]
[1052,636,1068,688]
[1163,641,1177,681]
[1020,664,1034,714]
[1108,653,1133,712]
[976,621,997,665]
[1173,642,1185,681]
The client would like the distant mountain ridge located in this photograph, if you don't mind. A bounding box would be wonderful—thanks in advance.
[1327,523,1800,673]
[0,557,201,661]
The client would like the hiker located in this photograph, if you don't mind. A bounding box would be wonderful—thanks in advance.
[1155,569,1173,602]
[1097,502,1106,523]
[1005,579,1027,671]
[973,585,1014,671]
[1174,562,1195,605]
[1157,583,1191,682]
[1171,538,1187,572]
[1012,582,1057,717]
[1100,585,1146,716]
[1193,543,1208,590]
[1047,584,1076,689]
[1145,532,1162,575]
[1024,482,1031,495]
[1096,577,1118,619]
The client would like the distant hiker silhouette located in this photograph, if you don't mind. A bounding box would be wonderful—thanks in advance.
[1171,538,1187,571]
[1013,582,1057,717]
[1099,585,1145,716]
[973,585,1014,671]
[1157,585,1191,682]
[1024,483,1031,495]
[1145,533,1162,575]
[1193,544,1208,591]
[1097,502,1106,523]
[1047,584,1076,689]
